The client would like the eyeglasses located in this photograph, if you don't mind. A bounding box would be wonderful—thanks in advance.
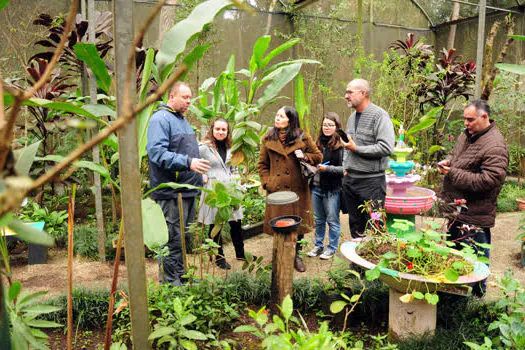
[345,89,362,95]
[322,124,336,128]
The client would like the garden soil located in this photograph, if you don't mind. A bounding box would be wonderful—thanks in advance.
[10,212,525,299]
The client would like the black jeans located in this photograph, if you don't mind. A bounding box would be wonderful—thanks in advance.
[157,197,196,286]
[342,175,386,238]
[209,220,245,260]
[447,221,491,296]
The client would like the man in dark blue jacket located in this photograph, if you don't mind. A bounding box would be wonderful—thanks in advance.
[147,82,210,286]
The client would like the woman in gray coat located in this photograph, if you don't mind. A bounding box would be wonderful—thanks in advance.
[197,118,254,269]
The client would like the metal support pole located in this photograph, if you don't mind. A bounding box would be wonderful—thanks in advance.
[475,0,487,99]
[112,0,150,348]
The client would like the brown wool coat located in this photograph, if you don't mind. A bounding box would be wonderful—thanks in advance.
[440,122,509,228]
[258,131,322,235]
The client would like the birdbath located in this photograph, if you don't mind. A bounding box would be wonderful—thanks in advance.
[341,239,490,341]
[386,126,435,235]
[266,191,301,309]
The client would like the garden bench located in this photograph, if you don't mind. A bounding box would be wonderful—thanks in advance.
[4,221,48,264]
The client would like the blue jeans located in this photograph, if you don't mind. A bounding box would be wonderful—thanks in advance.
[311,187,341,253]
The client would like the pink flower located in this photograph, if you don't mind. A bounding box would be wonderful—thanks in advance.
[371,212,381,221]
[448,135,454,141]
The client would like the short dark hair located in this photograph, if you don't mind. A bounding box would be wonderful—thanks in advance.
[466,99,490,117]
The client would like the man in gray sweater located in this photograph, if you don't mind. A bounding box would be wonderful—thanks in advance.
[341,79,395,238]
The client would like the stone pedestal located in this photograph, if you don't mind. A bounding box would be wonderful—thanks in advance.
[388,288,436,341]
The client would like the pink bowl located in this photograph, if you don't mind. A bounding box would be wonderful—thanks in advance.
[385,187,435,215]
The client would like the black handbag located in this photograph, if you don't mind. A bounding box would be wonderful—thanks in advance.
[299,159,318,180]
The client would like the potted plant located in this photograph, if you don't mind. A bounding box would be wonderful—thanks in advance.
[340,206,490,340]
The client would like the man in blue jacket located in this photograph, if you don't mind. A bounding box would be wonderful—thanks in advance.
[147,82,210,286]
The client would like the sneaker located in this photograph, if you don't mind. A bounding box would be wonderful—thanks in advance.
[215,258,231,270]
[319,250,335,260]
[307,246,323,257]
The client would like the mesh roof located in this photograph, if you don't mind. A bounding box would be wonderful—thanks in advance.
[291,0,523,28]
[413,0,521,27]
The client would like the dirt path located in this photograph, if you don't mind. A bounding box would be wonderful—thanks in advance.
[10,212,525,298]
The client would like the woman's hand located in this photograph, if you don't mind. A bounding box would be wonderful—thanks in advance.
[294,149,305,159]
[317,164,327,172]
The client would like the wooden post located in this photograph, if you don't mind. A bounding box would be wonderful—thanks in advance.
[474,0,487,99]
[113,0,150,348]
[388,288,436,342]
[266,191,300,311]
[270,230,297,310]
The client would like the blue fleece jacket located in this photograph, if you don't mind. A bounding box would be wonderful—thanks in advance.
[147,105,202,199]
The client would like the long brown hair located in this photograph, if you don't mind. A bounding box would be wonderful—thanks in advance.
[203,118,232,149]
[316,112,343,151]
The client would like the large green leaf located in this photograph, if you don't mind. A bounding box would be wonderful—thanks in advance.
[0,0,10,13]
[406,118,436,136]
[281,295,293,321]
[260,38,300,71]
[148,326,175,340]
[137,103,157,164]
[495,63,525,75]
[141,198,169,250]
[139,48,156,102]
[7,219,54,247]
[509,34,525,41]
[250,35,271,73]
[294,74,307,120]
[13,141,41,176]
[156,0,234,71]
[143,182,209,198]
[35,155,109,178]
[3,97,107,125]
[257,63,302,108]
[81,104,115,122]
[73,43,111,93]
[179,45,212,81]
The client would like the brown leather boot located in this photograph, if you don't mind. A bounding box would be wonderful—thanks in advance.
[294,255,306,272]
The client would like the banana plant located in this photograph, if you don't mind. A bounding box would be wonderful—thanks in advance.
[191,35,319,166]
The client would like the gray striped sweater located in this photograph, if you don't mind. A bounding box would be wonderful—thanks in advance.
[343,103,395,178]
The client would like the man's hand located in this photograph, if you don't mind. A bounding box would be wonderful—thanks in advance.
[437,159,450,175]
[342,136,356,152]
[190,158,211,174]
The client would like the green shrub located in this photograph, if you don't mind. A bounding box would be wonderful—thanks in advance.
[73,223,114,260]
[497,181,525,212]
[114,277,247,344]
[223,271,271,306]
[44,287,111,330]
[292,277,325,313]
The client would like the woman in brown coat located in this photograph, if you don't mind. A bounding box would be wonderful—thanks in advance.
[258,106,322,272]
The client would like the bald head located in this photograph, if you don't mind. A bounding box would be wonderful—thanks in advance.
[345,79,371,112]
